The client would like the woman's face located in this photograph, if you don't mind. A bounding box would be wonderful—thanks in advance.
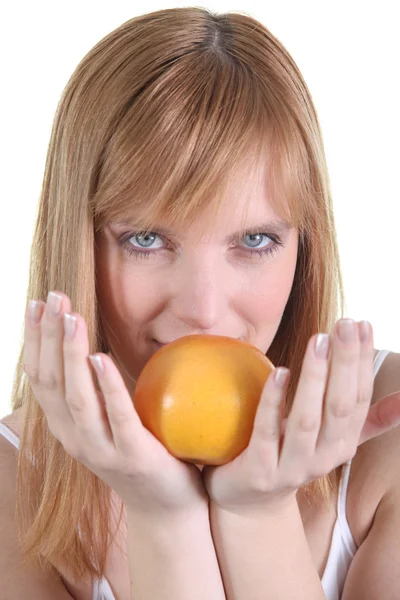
[95,167,299,396]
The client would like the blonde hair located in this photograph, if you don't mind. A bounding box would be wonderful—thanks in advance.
[9,6,345,584]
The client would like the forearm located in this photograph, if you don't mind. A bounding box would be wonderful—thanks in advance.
[209,499,326,600]
[127,503,226,600]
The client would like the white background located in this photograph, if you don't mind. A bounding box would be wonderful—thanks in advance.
[1,1,399,418]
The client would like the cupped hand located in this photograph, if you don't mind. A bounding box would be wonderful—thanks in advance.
[23,291,208,517]
[201,319,400,515]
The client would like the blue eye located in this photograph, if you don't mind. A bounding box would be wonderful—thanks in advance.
[118,231,284,260]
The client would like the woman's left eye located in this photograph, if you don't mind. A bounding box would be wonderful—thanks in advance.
[118,231,284,260]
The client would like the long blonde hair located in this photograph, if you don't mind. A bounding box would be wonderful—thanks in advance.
[9,7,345,584]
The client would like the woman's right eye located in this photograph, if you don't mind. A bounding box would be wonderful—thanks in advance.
[118,231,166,259]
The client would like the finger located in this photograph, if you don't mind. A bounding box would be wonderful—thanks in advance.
[248,367,290,469]
[316,319,360,456]
[24,299,46,384]
[347,321,375,441]
[279,334,330,468]
[359,391,400,445]
[62,312,114,451]
[30,292,77,435]
[88,352,148,458]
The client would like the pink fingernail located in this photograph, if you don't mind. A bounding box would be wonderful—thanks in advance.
[359,320,371,343]
[64,313,77,340]
[89,354,104,375]
[274,367,289,388]
[315,333,330,359]
[28,300,42,324]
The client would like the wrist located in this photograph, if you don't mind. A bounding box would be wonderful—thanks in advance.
[210,491,298,521]
[126,498,210,532]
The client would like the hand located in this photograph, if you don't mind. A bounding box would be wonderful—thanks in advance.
[23,291,208,517]
[201,319,400,515]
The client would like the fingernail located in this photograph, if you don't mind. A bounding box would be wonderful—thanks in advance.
[64,313,77,340]
[89,354,104,375]
[338,319,357,343]
[274,367,289,388]
[28,300,42,324]
[359,320,371,343]
[47,291,63,316]
[315,333,330,359]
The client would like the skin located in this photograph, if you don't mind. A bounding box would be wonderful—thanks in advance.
[21,160,400,592]
[95,163,299,401]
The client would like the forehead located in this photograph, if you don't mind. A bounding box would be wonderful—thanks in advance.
[112,159,292,242]
[102,141,297,241]
[202,168,291,240]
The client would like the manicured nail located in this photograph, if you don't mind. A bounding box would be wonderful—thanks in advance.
[274,367,289,388]
[315,333,330,359]
[337,319,357,343]
[89,354,104,375]
[64,313,77,340]
[359,320,371,343]
[28,300,42,324]
[47,291,63,316]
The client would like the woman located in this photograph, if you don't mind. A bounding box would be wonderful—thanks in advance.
[1,7,399,599]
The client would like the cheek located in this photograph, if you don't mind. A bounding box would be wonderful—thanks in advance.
[103,272,160,327]
[239,261,296,322]
[241,283,290,322]
[95,241,157,329]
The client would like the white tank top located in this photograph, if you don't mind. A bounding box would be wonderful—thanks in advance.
[0,348,391,600]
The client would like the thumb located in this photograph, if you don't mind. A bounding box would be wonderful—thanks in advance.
[359,391,400,446]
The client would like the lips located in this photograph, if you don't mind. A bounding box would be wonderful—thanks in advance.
[153,339,166,348]
[153,336,242,348]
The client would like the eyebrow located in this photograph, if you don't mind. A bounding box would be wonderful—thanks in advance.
[112,218,292,243]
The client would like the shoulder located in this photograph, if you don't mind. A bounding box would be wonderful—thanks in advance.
[0,412,77,597]
[0,407,23,437]
[0,410,22,510]
[347,348,400,547]
[371,348,400,401]
[358,348,400,484]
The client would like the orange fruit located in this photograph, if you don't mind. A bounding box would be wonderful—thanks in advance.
[134,334,275,465]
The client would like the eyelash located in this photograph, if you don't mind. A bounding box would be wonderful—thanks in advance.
[118,231,284,260]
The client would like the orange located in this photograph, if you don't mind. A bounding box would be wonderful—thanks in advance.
[134,334,275,465]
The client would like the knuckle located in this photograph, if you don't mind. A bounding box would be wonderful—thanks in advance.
[106,407,130,425]
[297,413,320,432]
[254,421,281,441]
[329,400,353,419]
[63,335,81,355]
[304,358,327,382]
[249,475,272,494]
[39,373,59,391]
[42,322,61,339]
[246,461,275,494]
[65,395,86,414]
[25,326,39,341]
[337,348,359,368]
[24,364,40,384]
[357,385,373,406]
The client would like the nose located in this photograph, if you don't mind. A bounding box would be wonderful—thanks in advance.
[168,253,230,331]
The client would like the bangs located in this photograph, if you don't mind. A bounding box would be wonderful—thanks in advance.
[91,40,314,241]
